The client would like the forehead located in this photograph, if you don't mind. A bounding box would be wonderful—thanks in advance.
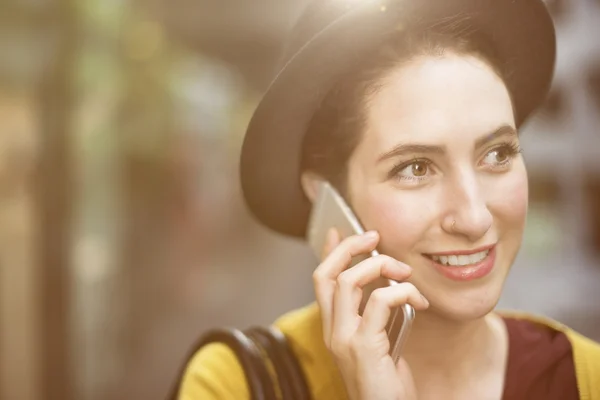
[362,54,515,150]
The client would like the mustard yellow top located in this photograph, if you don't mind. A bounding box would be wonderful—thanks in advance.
[178,303,600,400]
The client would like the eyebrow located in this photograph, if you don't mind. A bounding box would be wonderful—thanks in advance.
[377,124,518,163]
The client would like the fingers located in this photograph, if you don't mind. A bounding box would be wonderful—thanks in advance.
[358,283,429,337]
[311,230,426,397]
[331,255,413,341]
[319,230,380,279]
[313,231,380,345]
[338,255,412,290]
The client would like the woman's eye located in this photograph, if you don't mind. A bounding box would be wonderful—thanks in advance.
[481,144,521,168]
[409,162,429,177]
[483,149,509,164]
[394,160,431,180]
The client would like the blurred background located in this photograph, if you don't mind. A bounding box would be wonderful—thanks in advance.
[1,0,600,399]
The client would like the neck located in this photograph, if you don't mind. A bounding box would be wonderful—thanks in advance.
[402,310,507,381]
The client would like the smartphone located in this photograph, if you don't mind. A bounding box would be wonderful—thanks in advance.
[306,181,415,364]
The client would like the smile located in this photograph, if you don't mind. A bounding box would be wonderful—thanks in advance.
[423,245,497,282]
[427,250,490,267]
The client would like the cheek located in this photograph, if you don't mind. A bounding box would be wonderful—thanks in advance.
[353,190,435,252]
[486,167,529,229]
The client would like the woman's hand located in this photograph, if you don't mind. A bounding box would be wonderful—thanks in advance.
[313,229,429,400]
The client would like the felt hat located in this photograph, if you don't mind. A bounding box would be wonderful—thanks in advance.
[240,0,556,237]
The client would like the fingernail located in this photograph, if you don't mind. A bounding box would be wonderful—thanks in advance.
[394,260,411,273]
[364,230,378,239]
[400,263,412,274]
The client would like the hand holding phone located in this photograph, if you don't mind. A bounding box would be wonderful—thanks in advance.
[306,181,419,363]
[307,182,428,400]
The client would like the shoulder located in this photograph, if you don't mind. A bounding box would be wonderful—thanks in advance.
[498,309,600,355]
[563,328,600,400]
[178,302,346,400]
[499,309,600,400]
[178,340,248,400]
[273,303,347,398]
[272,302,326,358]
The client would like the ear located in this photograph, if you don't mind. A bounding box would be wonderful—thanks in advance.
[300,171,324,204]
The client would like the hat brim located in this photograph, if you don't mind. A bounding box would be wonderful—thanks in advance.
[240,0,556,238]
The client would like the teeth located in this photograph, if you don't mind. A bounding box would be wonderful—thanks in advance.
[430,250,489,266]
[458,255,469,265]
[468,253,480,264]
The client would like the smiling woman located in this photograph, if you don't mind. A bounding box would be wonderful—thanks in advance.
[311,52,527,325]
[173,1,600,399]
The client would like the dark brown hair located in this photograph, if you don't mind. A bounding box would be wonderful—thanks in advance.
[300,17,510,194]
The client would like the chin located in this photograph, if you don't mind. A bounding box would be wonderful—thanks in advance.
[408,266,509,323]
[405,245,514,322]
[430,295,501,322]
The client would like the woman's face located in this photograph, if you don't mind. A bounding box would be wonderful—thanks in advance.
[346,54,527,321]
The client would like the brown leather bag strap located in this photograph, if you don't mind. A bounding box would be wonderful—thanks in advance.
[246,327,311,400]
[166,326,311,400]
[166,328,277,400]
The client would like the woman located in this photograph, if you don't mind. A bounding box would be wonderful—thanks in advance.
[179,0,600,398]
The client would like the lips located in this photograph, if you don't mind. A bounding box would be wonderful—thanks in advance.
[423,245,497,282]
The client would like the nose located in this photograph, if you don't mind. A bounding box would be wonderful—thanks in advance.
[442,172,493,242]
